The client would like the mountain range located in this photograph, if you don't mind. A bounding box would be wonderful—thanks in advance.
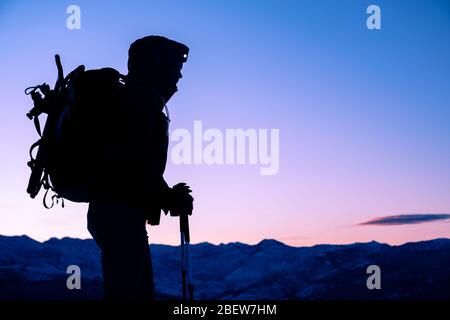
[1,235,449,300]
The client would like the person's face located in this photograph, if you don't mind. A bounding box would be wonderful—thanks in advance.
[150,60,184,101]
[164,60,183,88]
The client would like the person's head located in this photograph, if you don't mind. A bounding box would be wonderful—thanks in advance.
[128,35,189,101]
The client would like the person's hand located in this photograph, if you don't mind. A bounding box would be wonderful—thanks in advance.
[169,182,193,217]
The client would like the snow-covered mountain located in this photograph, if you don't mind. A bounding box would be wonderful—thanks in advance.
[1,235,449,300]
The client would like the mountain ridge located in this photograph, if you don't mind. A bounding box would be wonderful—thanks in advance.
[1,235,449,300]
[5,233,450,248]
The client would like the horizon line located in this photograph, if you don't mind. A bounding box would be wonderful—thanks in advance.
[1,233,449,249]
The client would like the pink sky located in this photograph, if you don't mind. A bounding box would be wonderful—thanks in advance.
[0,0,449,246]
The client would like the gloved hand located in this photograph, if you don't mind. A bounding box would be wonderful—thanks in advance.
[169,182,193,217]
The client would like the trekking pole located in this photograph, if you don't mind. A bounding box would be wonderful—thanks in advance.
[180,213,194,300]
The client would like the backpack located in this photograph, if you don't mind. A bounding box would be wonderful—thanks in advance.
[25,54,125,208]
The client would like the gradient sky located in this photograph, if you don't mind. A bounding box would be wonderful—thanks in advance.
[0,0,449,246]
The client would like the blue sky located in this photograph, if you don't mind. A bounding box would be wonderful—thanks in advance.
[0,0,449,246]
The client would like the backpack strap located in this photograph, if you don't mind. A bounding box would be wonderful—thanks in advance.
[41,172,64,209]
[27,139,41,170]
[25,84,50,137]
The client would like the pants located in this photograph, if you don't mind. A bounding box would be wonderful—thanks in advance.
[87,199,154,300]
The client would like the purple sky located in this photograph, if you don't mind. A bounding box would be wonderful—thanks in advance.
[0,0,449,246]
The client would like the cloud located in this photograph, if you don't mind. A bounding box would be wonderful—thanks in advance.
[359,214,450,226]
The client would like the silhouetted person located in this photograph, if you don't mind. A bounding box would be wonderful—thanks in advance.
[87,35,193,300]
